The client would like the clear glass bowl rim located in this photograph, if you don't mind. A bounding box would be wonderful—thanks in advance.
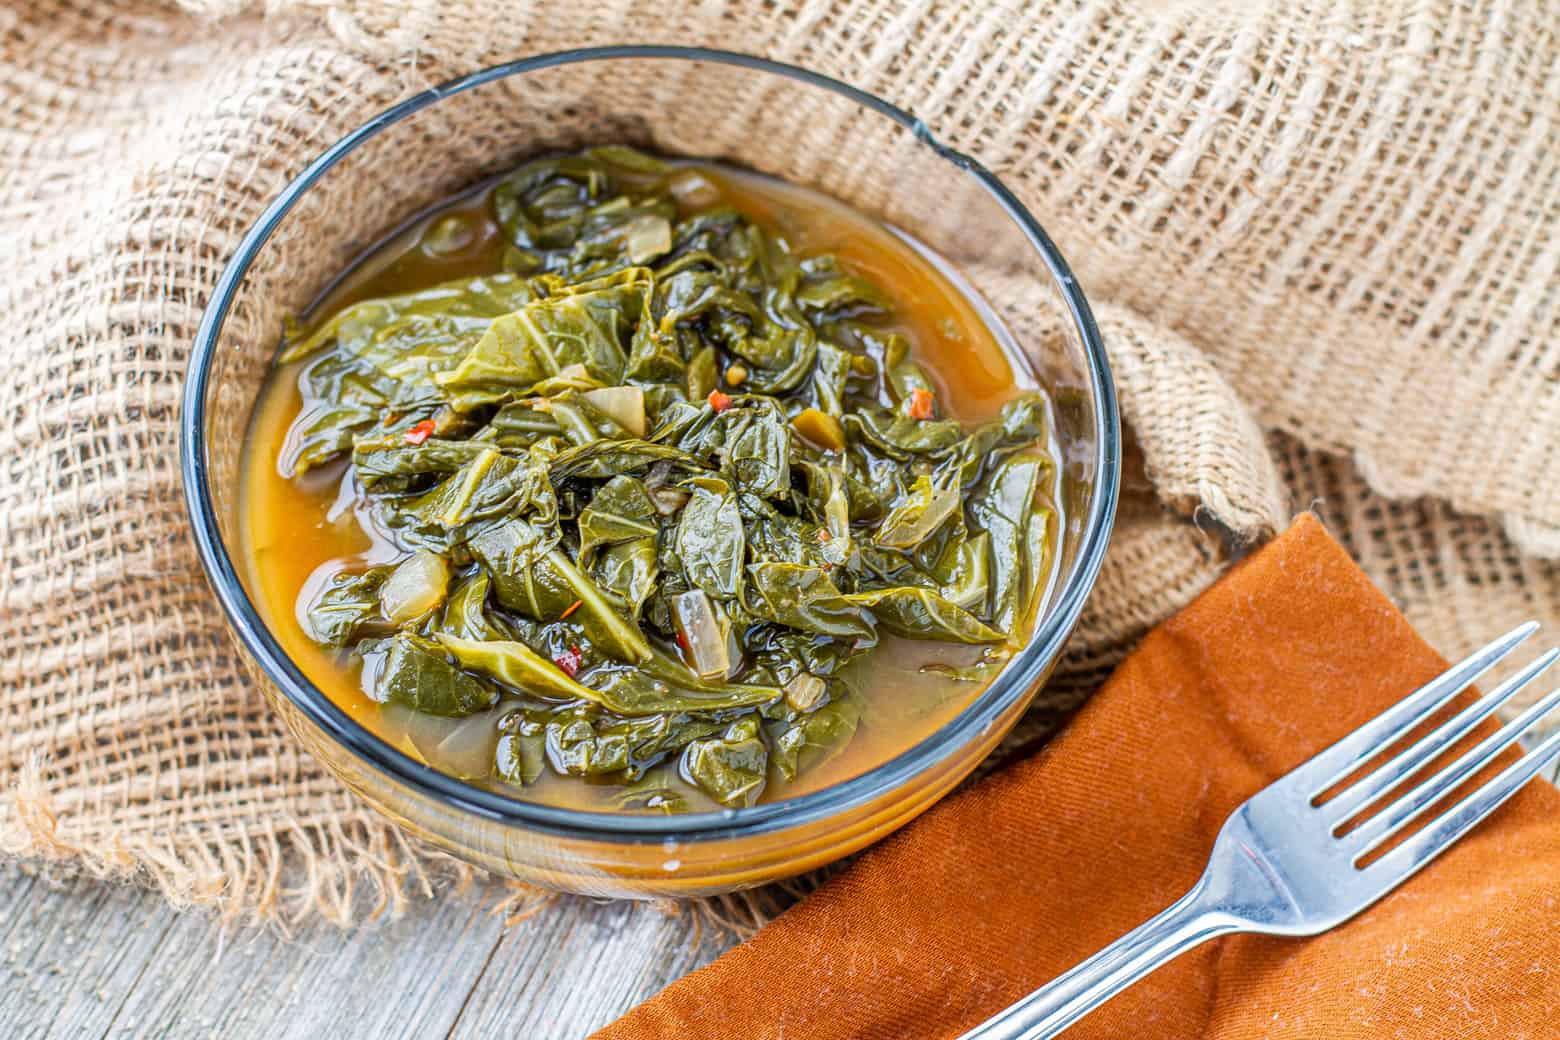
[180,45,1121,843]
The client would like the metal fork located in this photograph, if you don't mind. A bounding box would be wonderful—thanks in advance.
[960,622,1560,1040]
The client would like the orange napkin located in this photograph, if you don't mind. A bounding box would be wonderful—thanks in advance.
[596,515,1560,1039]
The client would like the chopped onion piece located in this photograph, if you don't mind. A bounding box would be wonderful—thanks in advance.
[432,708,506,780]
[672,590,733,680]
[651,488,690,515]
[379,549,449,625]
[422,213,477,257]
[621,214,672,263]
[783,673,827,712]
[582,386,646,437]
[667,169,721,209]
[388,701,506,781]
[383,702,461,764]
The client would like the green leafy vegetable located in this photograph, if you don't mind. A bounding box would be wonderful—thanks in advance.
[303,567,390,646]
[771,690,862,781]
[496,715,547,786]
[372,633,497,717]
[578,475,659,563]
[745,562,874,640]
[593,537,659,622]
[435,269,645,409]
[969,454,1046,635]
[846,586,1006,644]
[674,477,745,600]
[681,716,768,807]
[469,519,652,663]
[439,571,503,641]
[436,633,601,703]
[279,146,1061,811]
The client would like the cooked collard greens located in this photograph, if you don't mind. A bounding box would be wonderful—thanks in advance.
[277,147,1055,808]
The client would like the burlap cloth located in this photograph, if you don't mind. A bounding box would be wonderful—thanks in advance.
[2,0,1555,927]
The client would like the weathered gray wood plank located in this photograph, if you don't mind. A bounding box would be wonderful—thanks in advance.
[0,870,180,1040]
[448,897,729,1039]
[104,881,504,1039]
[0,870,739,1040]
[8,778,1559,1037]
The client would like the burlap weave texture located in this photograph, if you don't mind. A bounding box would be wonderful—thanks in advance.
[1,0,1555,925]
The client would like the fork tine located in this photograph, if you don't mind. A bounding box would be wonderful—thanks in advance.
[1365,721,1560,882]
[1301,622,1538,797]
[1347,682,1560,858]
[1324,650,1560,825]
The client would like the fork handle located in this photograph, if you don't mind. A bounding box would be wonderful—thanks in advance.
[957,876,1241,1039]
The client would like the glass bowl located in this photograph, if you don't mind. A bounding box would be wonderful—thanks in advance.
[181,47,1120,898]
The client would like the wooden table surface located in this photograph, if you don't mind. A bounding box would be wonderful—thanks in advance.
[10,767,1554,1039]
[0,867,735,1039]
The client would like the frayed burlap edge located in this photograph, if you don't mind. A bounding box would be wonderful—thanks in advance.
[3,754,488,932]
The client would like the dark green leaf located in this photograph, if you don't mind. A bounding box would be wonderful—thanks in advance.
[469,519,651,663]
[684,344,719,402]
[933,530,992,612]
[483,400,565,449]
[593,538,659,622]
[547,438,703,482]
[545,709,723,781]
[387,449,557,548]
[812,341,853,416]
[846,586,1005,643]
[303,567,390,646]
[611,774,692,813]
[285,398,379,477]
[438,571,502,641]
[577,475,659,563]
[281,273,538,366]
[875,474,961,550]
[495,713,547,785]
[745,562,875,640]
[372,633,497,717]
[771,690,862,781]
[435,268,647,409]
[352,437,490,491]
[436,632,602,703]
[582,662,779,716]
[969,454,1045,634]
[844,405,964,458]
[880,333,935,409]
[675,477,745,600]
[796,255,889,316]
[674,396,791,497]
[680,716,767,807]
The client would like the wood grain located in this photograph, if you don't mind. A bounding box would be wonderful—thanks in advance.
[16,768,1549,1038]
[0,869,734,1039]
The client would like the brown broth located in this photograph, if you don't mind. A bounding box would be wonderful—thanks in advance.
[239,161,1061,813]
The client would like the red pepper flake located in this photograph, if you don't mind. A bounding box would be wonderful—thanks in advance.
[553,647,582,678]
[403,419,437,445]
[675,630,690,652]
[906,388,935,421]
[707,389,733,412]
[817,528,832,542]
[559,599,583,621]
